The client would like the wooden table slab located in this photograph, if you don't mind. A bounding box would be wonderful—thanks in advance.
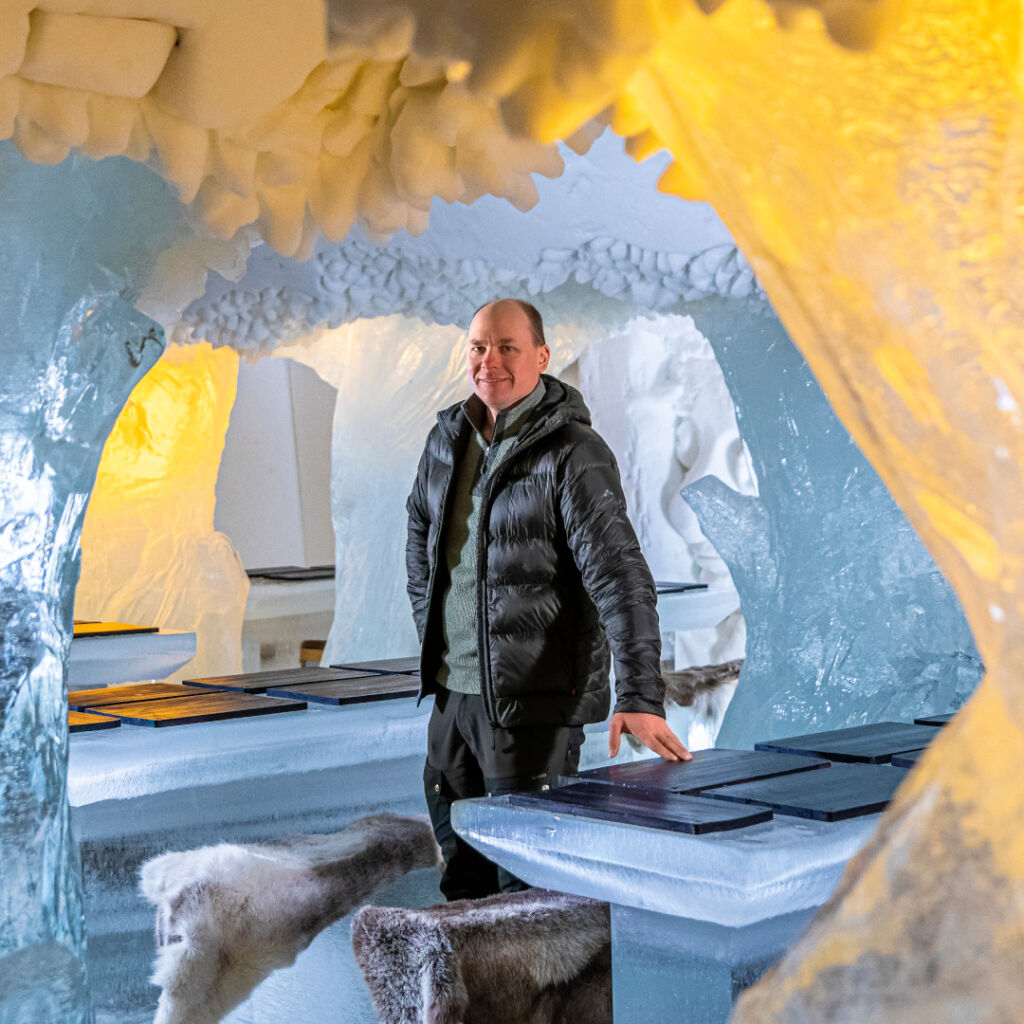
[330,657,421,675]
[701,763,908,821]
[182,667,376,693]
[69,682,225,711]
[577,748,829,794]
[82,692,307,727]
[914,713,954,727]
[509,781,772,835]
[69,711,120,733]
[266,673,420,705]
[891,749,925,768]
[72,621,159,638]
[754,722,940,763]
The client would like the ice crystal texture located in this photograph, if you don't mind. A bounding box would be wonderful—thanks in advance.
[682,298,983,748]
[0,143,185,1023]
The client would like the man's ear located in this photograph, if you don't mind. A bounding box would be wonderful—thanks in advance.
[538,344,551,372]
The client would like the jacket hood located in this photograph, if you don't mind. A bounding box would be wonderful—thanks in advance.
[436,374,592,440]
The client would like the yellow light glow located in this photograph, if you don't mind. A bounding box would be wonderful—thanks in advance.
[75,342,248,680]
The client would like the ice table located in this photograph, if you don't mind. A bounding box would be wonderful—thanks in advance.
[70,695,433,1023]
[70,691,636,1024]
[655,584,738,632]
[242,575,336,671]
[68,628,197,688]
[453,790,880,1023]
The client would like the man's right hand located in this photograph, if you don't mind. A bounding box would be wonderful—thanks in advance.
[608,711,692,762]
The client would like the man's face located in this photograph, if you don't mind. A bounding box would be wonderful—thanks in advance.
[467,301,550,416]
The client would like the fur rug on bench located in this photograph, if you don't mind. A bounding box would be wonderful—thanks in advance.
[352,889,612,1024]
[139,813,440,1024]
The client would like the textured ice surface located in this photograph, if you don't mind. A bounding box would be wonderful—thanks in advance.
[75,343,248,681]
[178,133,754,354]
[0,142,189,1023]
[682,297,983,748]
[576,313,754,669]
[452,796,877,927]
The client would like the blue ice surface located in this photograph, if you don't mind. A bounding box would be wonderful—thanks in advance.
[683,296,983,748]
[0,142,188,1023]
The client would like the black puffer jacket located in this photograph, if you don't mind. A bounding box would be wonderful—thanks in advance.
[406,375,665,728]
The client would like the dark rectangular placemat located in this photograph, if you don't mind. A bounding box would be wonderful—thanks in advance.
[576,748,830,794]
[654,581,709,594]
[891,749,925,768]
[266,673,420,705]
[69,711,120,733]
[754,722,940,764]
[914,713,953,727]
[69,682,225,711]
[72,621,159,638]
[182,667,375,693]
[701,763,908,821]
[330,657,421,675]
[85,692,307,727]
[258,568,335,581]
[507,781,772,834]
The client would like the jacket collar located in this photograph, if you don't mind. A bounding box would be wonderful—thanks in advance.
[436,374,592,443]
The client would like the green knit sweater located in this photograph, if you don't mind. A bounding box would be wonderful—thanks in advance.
[436,378,547,693]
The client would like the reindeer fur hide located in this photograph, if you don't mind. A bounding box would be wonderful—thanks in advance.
[139,813,440,1024]
[352,889,611,1024]
[663,658,742,715]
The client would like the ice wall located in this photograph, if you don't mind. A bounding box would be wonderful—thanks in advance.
[679,296,982,747]
[0,144,190,1022]
[277,314,597,663]
[75,343,248,682]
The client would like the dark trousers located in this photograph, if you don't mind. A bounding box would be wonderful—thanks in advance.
[424,688,584,901]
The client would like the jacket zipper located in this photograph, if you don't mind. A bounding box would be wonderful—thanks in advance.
[475,416,566,729]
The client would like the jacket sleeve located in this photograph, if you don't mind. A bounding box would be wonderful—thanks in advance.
[405,445,432,644]
[558,431,666,718]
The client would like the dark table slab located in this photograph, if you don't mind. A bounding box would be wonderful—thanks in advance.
[508,781,772,834]
[654,581,709,594]
[754,722,940,764]
[257,567,335,581]
[701,763,908,821]
[72,621,159,638]
[69,682,225,711]
[330,657,421,676]
[82,692,307,727]
[576,748,829,794]
[914,713,954,727]
[182,667,375,693]
[891,749,925,768]
[266,673,421,705]
[69,711,120,734]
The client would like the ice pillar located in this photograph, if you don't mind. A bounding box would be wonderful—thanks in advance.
[0,144,190,1023]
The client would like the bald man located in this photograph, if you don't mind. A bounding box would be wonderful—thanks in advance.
[406,298,688,900]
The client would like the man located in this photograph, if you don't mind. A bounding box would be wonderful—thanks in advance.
[406,298,690,900]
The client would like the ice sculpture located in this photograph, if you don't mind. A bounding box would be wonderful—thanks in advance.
[576,312,754,671]
[679,295,983,747]
[75,343,249,681]
[0,143,192,1020]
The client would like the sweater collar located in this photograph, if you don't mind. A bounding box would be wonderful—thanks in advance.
[462,377,546,444]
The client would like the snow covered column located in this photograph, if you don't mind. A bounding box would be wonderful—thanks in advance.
[0,145,190,1022]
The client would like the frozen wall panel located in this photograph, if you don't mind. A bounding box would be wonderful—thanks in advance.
[682,297,983,747]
